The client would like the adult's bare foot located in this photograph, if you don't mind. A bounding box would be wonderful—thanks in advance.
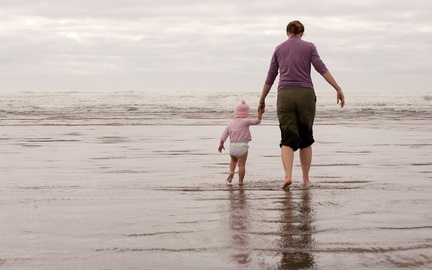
[281,179,292,189]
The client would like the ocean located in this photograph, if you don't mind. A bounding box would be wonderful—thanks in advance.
[2,91,431,126]
[1,91,431,269]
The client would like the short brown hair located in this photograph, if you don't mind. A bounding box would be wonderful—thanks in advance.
[286,21,304,34]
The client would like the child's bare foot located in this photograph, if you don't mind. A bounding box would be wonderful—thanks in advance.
[227,172,234,183]
[238,181,244,186]
[281,179,292,190]
[303,179,311,185]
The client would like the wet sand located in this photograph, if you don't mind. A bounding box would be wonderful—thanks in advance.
[1,119,432,269]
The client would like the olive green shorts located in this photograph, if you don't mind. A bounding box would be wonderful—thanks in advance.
[277,87,316,151]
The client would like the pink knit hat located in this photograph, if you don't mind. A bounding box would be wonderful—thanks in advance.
[234,100,250,118]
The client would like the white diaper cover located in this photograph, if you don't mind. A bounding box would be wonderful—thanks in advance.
[229,142,249,158]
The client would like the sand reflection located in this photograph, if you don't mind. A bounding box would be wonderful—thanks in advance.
[227,186,251,265]
[278,188,315,269]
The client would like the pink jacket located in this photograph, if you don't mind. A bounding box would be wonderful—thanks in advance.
[220,118,261,143]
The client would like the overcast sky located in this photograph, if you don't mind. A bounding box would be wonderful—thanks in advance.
[1,0,431,93]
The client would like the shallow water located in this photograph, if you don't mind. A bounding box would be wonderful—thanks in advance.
[0,91,432,269]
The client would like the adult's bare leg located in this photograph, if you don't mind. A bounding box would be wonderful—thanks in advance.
[281,146,294,189]
[300,146,312,185]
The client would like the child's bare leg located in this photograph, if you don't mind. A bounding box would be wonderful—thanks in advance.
[281,146,294,189]
[227,155,238,183]
[237,152,248,185]
[299,146,312,185]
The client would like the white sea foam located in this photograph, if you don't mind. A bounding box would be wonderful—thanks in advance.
[0,91,431,126]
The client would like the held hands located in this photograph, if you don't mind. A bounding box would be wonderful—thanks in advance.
[257,103,265,121]
[258,102,266,114]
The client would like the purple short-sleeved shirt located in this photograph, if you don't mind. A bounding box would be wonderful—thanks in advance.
[265,35,328,90]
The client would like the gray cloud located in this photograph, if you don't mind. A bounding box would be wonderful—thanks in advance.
[0,0,431,92]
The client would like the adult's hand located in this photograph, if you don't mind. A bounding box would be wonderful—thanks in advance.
[337,90,345,108]
[258,102,266,113]
[258,84,272,113]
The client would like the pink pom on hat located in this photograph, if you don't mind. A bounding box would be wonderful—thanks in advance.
[234,100,250,118]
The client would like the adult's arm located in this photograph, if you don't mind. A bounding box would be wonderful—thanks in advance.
[321,71,345,108]
[258,83,272,113]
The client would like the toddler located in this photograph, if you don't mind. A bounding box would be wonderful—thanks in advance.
[218,100,264,185]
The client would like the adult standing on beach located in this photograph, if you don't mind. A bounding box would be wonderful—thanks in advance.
[258,20,345,189]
